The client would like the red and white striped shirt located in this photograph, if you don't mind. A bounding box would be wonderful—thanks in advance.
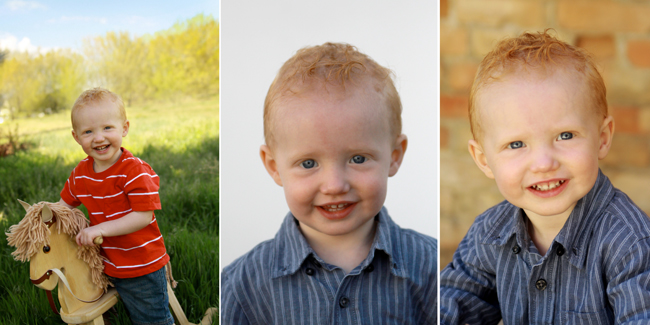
[61,148,169,278]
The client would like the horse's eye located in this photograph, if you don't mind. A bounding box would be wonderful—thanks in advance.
[43,246,50,253]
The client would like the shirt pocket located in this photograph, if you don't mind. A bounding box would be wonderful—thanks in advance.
[561,309,612,325]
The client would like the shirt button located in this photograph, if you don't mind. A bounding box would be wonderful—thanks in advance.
[556,246,565,256]
[512,245,521,254]
[365,264,374,273]
[339,296,349,308]
[305,268,315,276]
[535,279,547,291]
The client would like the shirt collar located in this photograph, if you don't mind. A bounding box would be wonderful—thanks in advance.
[483,169,615,269]
[271,207,407,278]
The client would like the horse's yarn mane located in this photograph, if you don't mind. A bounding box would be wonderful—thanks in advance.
[6,202,110,292]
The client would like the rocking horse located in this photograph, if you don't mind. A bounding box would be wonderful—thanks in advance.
[6,200,216,325]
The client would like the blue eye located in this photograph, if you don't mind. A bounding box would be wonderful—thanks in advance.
[508,141,524,149]
[557,132,573,141]
[84,130,92,134]
[301,160,317,169]
[350,155,366,164]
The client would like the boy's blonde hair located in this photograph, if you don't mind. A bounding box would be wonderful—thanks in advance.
[71,88,126,129]
[469,29,607,140]
[263,42,402,146]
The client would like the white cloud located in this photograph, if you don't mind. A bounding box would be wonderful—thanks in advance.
[47,16,107,24]
[0,34,50,53]
[6,0,46,11]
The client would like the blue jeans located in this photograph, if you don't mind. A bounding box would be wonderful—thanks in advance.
[108,266,174,325]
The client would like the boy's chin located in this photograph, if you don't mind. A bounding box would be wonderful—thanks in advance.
[522,203,577,219]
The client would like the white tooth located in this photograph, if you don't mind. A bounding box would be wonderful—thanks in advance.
[540,184,549,190]
[338,204,345,208]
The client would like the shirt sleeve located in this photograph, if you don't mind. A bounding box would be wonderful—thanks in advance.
[221,270,251,325]
[123,163,161,212]
[607,237,650,323]
[60,168,81,207]
[440,225,502,325]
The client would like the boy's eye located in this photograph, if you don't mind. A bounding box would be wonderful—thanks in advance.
[557,132,573,141]
[507,141,525,149]
[301,160,317,169]
[104,126,112,130]
[350,155,366,164]
[84,130,92,134]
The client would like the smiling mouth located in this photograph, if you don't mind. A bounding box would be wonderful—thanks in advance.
[530,180,565,191]
[94,145,109,151]
[321,203,353,212]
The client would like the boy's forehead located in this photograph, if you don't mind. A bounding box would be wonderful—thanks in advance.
[475,68,598,139]
[273,84,388,124]
[270,84,392,143]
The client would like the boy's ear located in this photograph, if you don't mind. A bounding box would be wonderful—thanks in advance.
[71,129,81,145]
[388,134,408,177]
[122,120,130,137]
[260,145,283,186]
[468,139,494,179]
[598,115,615,160]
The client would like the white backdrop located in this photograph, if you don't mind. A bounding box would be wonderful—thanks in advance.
[220,0,439,269]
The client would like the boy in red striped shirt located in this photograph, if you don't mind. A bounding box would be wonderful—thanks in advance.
[57,88,174,325]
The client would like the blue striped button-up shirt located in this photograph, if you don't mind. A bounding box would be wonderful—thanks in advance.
[441,170,650,325]
[221,207,438,324]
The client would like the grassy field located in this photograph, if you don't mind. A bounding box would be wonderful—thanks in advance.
[0,99,219,324]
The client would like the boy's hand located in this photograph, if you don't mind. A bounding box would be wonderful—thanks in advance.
[76,225,104,246]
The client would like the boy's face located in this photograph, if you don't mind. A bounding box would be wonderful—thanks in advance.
[469,69,614,220]
[261,86,407,240]
[72,100,129,171]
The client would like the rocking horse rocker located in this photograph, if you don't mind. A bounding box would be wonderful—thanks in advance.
[6,200,215,325]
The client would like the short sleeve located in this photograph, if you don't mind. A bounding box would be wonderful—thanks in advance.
[123,162,161,212]
[60,168,81,207]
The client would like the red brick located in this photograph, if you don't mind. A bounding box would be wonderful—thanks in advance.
[448,62,479,91]
[441,125,450,149]
[441,0,448,18]
[576,35,616,59]
[456,0,545,28]
[558,1,650,33]
[611,106,642,134]
[441,95,469,118]
[627,40,650,68]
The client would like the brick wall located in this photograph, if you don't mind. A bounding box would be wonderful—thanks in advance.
[441,0,650,267]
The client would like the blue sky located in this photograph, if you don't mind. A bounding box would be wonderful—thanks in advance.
[0,0,219,52]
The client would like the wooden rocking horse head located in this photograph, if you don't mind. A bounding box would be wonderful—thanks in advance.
[6,200,111,314]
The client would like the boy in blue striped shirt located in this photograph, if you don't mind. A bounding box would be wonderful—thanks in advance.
[441,30,650,324]
[222,43,438,324]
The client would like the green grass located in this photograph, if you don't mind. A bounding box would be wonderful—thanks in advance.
[0,99,219,324]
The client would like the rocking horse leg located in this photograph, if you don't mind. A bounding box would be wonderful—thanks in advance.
[168,282,190,325]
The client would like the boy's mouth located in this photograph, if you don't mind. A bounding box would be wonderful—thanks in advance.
[316,202,356,220]
[530,180,565,191]
[94,144,110,151]
[528,179,569,198]
[321,203,352,212]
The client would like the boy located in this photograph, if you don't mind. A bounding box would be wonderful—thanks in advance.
[58,88,174,325]
[440,31,650,324]
[221,43,438,324]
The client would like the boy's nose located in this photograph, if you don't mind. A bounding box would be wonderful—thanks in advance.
[529,146,559,173]
[320,167,350,195]
[93,133,106,142]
